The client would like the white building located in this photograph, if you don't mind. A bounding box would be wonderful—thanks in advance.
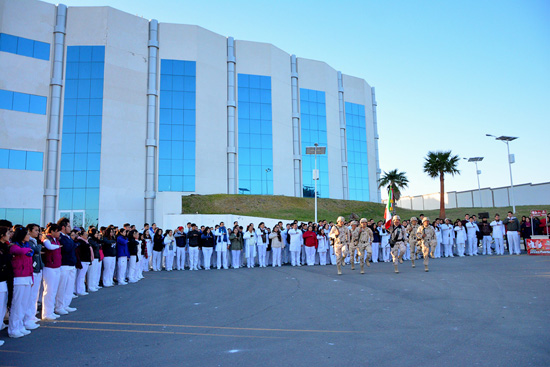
[0,0,381,228]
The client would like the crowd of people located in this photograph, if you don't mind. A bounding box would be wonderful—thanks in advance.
[0,211,547,343]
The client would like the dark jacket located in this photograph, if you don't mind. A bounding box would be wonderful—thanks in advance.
[175,231,186,248]
[520,222,532,240]
[29,237,44,273]
[229,232,243,251]
[201,232,215,248]
[479,221,492,236]
[102,237,117,257]
[60,233,77,266]
[128,238,139,256]
[116,235,130,258]
[0,242,13,283]
[187,230,200,247]
[89,237,101,259]
[503,217,520,231]
[76,238,92,264]
[153,235,164,252]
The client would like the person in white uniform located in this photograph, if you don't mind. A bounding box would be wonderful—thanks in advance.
[288,223,302,266]
[465,217,480,256]
[269,226,284,267]
[454,221,467,257]
[163,230,175,271]
[440,219,454,257]
[243,224,257,268]
[41,223,62,320]
[433,219,442,258]
[490,214,506,255]
[379,225,391,262]
[214,222,230,269]
[255,223,269,268]
[317,228,329,266]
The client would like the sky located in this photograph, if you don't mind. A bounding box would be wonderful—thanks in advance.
[46,0,550,199]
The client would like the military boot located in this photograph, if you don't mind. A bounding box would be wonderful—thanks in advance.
[424,265,429,272]
[351,261,355,270]
[366,255,371,267]
[337,264,342,275]
[394,264,399,273]
[360,262,365,274]
[411,258,415,268]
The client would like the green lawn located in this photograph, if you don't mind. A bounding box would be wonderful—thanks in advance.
[181,194,548,222]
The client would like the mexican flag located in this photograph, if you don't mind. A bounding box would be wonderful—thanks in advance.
[384,188,393,229]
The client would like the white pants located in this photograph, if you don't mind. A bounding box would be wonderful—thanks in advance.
[102,257,116,286]
[56,265,75,311]
[128,255,138,281]
[41,267,60,318]
[290,250,300,266]
[8,283,32,335]
[88,259,99,290]
[232,250,241,268]
[257,244,267,267]
[457,243,465,257]
[444,242,454,257]
[142,252,150,272]
[76,263,89,294]
[203,248,213,269]
[216,249,228,269]
[382,246,391,262]
[468,236,477,255]
[164,250,175,270]
[189,247,200,270]
[25,270,42,323]
[0,282,7,328]
[507,231,520,254]
[305,246,316,265]
[318,251,327,265]
[494,238,504,255]
[117,257,128,284]
[152,251,162,271]
[329,246,336,265]
[271,248,281,267]
[405,243,411,260]
[434,241,441,258]
[482,236,492,254]
[176,247,186,270]
[372,243,380,263]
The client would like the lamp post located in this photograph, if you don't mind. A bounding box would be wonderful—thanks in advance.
[265,168,271,195]
[305,143,326,223]
[463,157,484,207]
[486,134,518,213]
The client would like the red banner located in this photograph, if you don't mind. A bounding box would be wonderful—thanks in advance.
[531,210,547,217]
[527,239,550,255]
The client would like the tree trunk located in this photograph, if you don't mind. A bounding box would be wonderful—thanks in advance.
[439,173,445,219]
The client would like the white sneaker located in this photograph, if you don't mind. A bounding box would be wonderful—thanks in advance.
[77,292,89,296]
[9,331,24,338]
[0,323,6,331]
[0,340,4,346]
[42,315,58,321]
[89,288,98,292]
[24,323,40,330]
[72,294,78,299]
[118,281,127,285]
[19,328,31,336]
[65,307,77,312]
[55,308,68,315]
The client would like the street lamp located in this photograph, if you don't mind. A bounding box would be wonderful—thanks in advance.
[463,157,484,207]
[305,143,326,223]
[486,134,518,213]
[265,168,271,195]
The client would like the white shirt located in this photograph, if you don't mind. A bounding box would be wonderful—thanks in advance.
[288,229,302,252]
[454,226,466,244]
[317,234,328,252]
[465,222,479,237]
[490,220,505,239]
[255,228,268,245]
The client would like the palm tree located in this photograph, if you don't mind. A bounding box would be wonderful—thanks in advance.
[378,169,409,213]
[423,151,460,219]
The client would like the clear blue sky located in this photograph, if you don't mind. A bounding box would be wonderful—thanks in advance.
[48,0,550,199]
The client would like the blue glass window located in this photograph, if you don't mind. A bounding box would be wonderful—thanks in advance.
[158,59,196,192]
[0,149,43,171]
[300,89,329,198]
[58,46,105,225]
[0,89,47,115]
[238,74,272,195]
[0,208,41,226]
[345,102,369,201]
[0,33,50,60]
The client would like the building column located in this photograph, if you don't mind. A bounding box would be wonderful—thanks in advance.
[43,4,67,226]
[337,71,349,200]
[372,87,381,203]
[227,37,237,194]
[145,19,159,224]
[291,55,302,197]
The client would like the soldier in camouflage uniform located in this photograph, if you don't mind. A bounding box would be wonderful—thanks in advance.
[348,221,360,270]
[406,217,421,268]
[417,217,436,272]
[329,216,351,275]
[358,218,373,274]
[389,215,407,273]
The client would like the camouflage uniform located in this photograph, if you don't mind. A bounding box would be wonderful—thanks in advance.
[357,225,373,273]
[406,221,421,267]
[349,224,361,269]
[417,220,436,271]
[329,224,350,275]
[389,224,406,272]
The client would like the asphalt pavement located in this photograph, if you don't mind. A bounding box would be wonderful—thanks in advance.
[1,254,549,367]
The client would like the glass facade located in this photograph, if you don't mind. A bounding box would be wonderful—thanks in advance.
[59,46,105,226]
[300,88,328,198]
[237,74,272,195]
[0,149,43,171]
[0,89,47,114]
[0,208,41,226]
[345,102,369,201]
[0,33,50,60]
[158,59,196,192]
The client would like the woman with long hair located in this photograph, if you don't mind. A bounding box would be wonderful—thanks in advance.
[316,228,328,266]
[152,228,164,271]
[127,229,140,281]
[41,223,62,320]
[302,225,318,266]
[229,227,243,269]
[0,226,14,344]
[201,227,215,270]
[142,229,152,273]
[243,224,257,268]
[75,230,93,296]
[269,225,284,267]
[87,228,101,292]
[101,226,117,287]
[116,228,130,284]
